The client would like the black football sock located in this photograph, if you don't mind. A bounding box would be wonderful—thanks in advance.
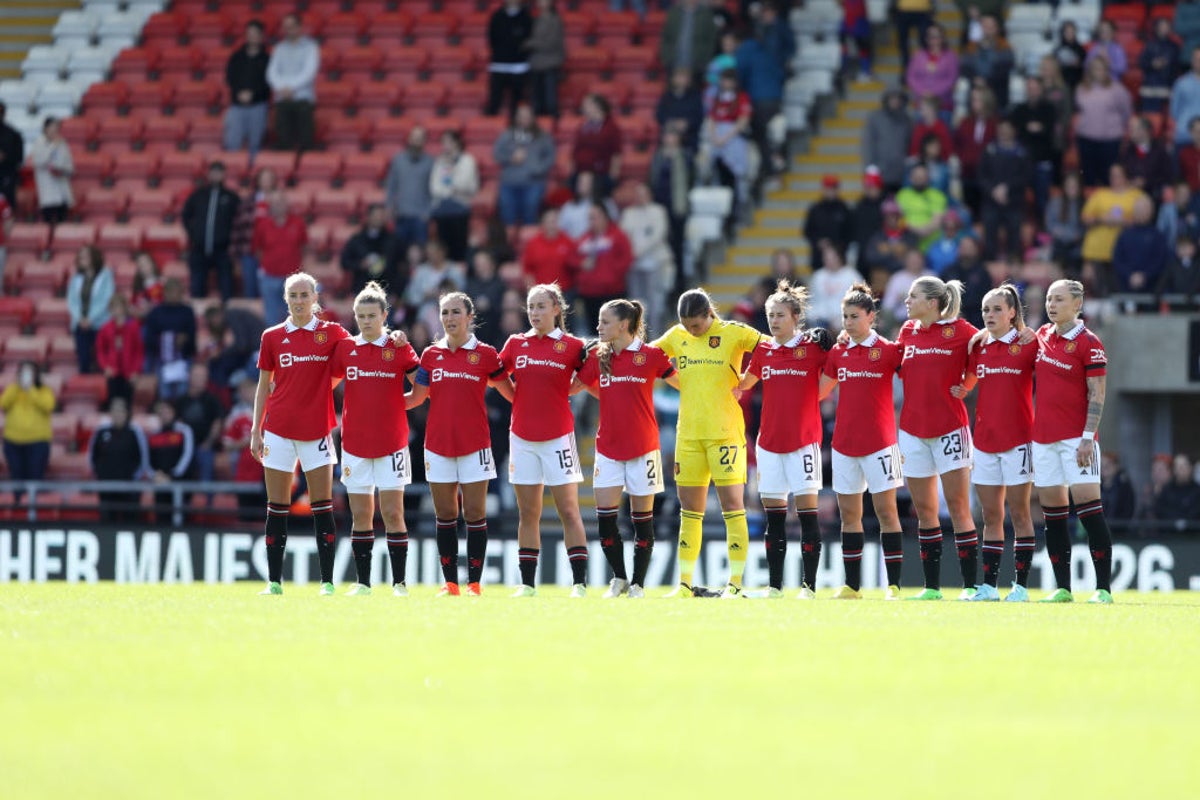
[631,509,655,586]
[386,531,408,585]
[798,508,821,590]
[518,547,539,587]
[567,545,588,585]
[880,530,903,587]
[1076,500,1113,592]
[466,518,488,584]
[1013,535,1035,587]
[350,530,374,586]
[764,507,788,590]
[841,530,865,591]
[955,529,978,588]
[597,506,626,580]
[1042,505,1072,590]
[981,540,1003,587]
[918,526,942,590]
[265,502,289,583]
[311,500,336,584]
[436,518,459,584]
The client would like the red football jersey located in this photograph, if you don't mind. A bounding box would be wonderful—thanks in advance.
[897,317,977,438]
[499,328,586,441]
[577,340,674,461]
[257,318,349,441]
[968,329,1037,453]
[331,335,420,458]
[1033,322,1107,444]
[824,333,903,457]
[417,336,506,457]
[746,334,827,453]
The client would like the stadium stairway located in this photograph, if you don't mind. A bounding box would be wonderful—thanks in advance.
[705,7,961,308]
[0,0,74,80]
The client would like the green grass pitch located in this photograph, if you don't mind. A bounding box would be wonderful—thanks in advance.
[2,585,1198,799]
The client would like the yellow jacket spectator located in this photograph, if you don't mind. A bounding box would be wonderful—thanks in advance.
[1081,163,1147,264]
[1,361,55,486]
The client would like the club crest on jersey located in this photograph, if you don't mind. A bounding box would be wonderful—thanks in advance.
[343,467,351,478]
[262,445,270,457]
[382,348,395,361]
[467,352,481,364]
[708,336,721,349]
[632,352,646,366]
[869,347,881,361]
[314,331,328,345]
[793,347,806,359]
[1064,341,1077,353]
[553,340,567,353]
[1009,344,1021,355]
[942,326,955,339]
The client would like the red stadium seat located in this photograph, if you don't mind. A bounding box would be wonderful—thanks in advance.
[111,47,161,82]
[594,10,640,42]
[427,45,481,83]
[0,297,34,331]
[60,374,107,406]
[81,83,129,116]
[311,187,361,221]
[410,12,460,42]
[1,336,50,369]
[143,225,187,261]
[32,297,70,330]
[356,82,404,117]
[12,259,71,295]
[105,149,161,185]
[323,11,367,40]
[72,152,115,185]
[335,45,382,78]
[47,335,78,368]
[184,116,224,150]
[157,45,203,77]
[97,223,144,256]
[143,115,191,148]
[323,117,373,153]
[126,188,180,221]
[249,151,297,185]
[96,116,145,148]
[444,83,488,116]
[342,152,387,183]
[458,12,490,40]
[141,12,185,45]
[297,151,344,184]
[402,81,448,114]
[78,187,129,221]
[159,150,205,183]
[568,46,614,76]
[315,79,358,113]
[561,11,597,39]
[185,11,233,45]
[7,223,52,255]
[51,223,98,254]
[463,115,507,148]
[60,117,98,151]
[171,79,222,112]
[368,11,412,41]
[380,45,429,76]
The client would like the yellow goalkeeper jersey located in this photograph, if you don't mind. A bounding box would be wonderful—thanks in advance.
[653,318,762,441]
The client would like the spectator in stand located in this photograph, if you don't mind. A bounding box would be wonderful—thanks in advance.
[979,118,1032,260]
[1119,116,1174,205]
[340,203,402,297]
[495,103,556,231]
[909,95,953,160]
[906,24,959,117]
[1053,21,1087,93]
[960,14,1014,109]
[265,13,320,153]
[1,361,54,489]
[428,130,479,263]
[764,247,807,290]
[895,162,947,251]
[882,247,934,322]
[660,0,718,82]
[1039,56,1073,158]
[952,0,1003,47]
[181,161,239,301]
[1081,163,1147,295]
[29,117,73,224]
[650,129,691,289]
[0,188,11,287]
[526,0,565,118]
[915,132,951,196]
[1010,76,1059,217]
[147,398,195,524]
[1140,18,1181,114]
[1111,196,1168,294]
[841,0,872,81]
[405,239,466,313]
[570,94,623,200]
[467,250,509,348]
[0,102,23,208]
[559,170,610,239]
[1154,453,1200,529]
[88,397,150,522]
[252,189,306,326]
[954,85,996,215]
[1172,48,1200,149]
[1158,235,1200,301]
[657,68,706,155]
[1156,183,1200,247]
[861,199,917,292]
[200,302,263,388]
[143,277,197,401]
[1046,171,1084,273]
[804,175,854,270]
[808,242,865,328]
[939,235,989,329]
[851,166,885,260]
[709,0,735,35]
[1100,451,1137,525]
[130,251,163,319]
[737,4,794,176]
[704,31,739,104]
[894,0,933,70]
[1178,119,1200,192]
[1075,56,1128,189]
[230,167,277,300]
[573,202,633,325]
[863,88,912,195]
[608,0,649,19]
[707,69,752,223]
[67,245,114,375]
[620,182,673,333]
[95,293,143,409]
[486,0,534,118]
[221,376,265,521]
[522,206,575,290]
[175,362,225,488]
[386,126,434,256]
[223,19,271,158]
[1084,20,1127,82]
[926,210,967,275]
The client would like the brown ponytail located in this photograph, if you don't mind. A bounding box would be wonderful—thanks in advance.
[598,299,645,377]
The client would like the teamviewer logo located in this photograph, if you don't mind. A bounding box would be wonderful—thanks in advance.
[431,368,444,382]
[345,367,358,381]
[599,374,611,388]
[279,353,293,368]
[761,366,772,380]
[515,355,529,369]
[837,367,847,381]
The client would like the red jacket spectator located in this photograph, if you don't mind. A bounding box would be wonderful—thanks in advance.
[953,114,997,183]
[910,119,953,158]
[1181,144,1200,192]
[95,315,144,379]
[252,212,307,278]
[573,219,632,299]
[522,228,576,290]
[571,95,624,179]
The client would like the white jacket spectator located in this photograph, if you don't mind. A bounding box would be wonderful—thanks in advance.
[619,184,673,332]
[266,13,320,152]
[29,117,73,223]
[808,245,865,328]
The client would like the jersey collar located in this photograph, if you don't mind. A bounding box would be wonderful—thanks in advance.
[847,331,879,349]
[284,317,319,333]
[1057,321,1085,340]
[985,328,1019,346]
[353,334,389,346]
[626,337,644,352]
[439,334,480,351]
[526,327,565,340]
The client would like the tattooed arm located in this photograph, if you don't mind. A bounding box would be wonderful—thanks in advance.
[1077,374,1106,468]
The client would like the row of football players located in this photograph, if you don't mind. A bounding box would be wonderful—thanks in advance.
[246,270,1113,603]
